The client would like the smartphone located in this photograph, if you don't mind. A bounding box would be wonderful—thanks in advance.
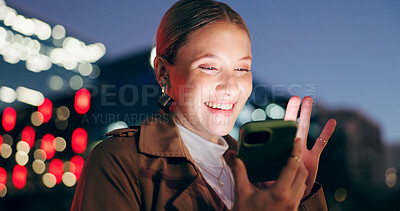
[237,120,297,183]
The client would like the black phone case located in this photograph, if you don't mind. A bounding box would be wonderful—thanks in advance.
[238,120,297,183]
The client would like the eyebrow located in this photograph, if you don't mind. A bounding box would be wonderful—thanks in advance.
[190,54,252,64]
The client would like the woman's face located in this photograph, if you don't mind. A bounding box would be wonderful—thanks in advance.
[166,22,252,141]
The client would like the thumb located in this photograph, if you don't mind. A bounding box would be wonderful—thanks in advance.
[226,150,252,194]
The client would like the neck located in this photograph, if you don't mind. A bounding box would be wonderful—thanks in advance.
[170,104,219,144]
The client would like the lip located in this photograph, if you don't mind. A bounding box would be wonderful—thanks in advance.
[203,102,236,117]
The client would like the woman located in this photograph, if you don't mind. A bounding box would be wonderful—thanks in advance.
[71,0,336,210]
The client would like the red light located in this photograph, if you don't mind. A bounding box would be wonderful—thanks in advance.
[41,134,55,159]
[71,128,87,154]
[38,98,53,123]
[12,165,27,189]
[49,159,63,184]
[0,167,6,192]
[74,89,90,115]
[0,167,6,185]
[70,155,84,180]
[21,126,35,148]
[2,107,16,132]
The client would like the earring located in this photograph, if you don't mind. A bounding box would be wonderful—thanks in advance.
[158,80,174,112]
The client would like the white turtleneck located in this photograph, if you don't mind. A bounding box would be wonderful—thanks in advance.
[176,123,234,209]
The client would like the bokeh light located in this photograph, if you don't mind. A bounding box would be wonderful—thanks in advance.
[2,107,16,131]
[71,128,87,154]
[41,134,55,159]
[12,165,27,189]
[74,88,90,115]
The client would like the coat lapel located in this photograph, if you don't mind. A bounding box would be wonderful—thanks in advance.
[138,110,237,210]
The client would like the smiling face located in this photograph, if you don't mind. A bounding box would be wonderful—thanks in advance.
[164,22,253,142]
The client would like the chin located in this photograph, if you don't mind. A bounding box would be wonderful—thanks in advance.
[208,123,235,137]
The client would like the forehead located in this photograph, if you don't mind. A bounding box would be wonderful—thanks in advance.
[176,22,252,63]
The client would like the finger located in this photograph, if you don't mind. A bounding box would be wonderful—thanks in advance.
[296,96,313,147]
[274,138,302,191]
[284,96,301,121]
[290,162,308,199]
[311,119,337,155]
[225,151,252,195]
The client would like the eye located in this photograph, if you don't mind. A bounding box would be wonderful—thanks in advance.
[235,68,250,72]
[199,66,218,71]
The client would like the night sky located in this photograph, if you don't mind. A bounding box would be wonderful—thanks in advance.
[6,0,400,143]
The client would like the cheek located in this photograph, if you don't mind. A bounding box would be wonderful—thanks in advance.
[241,76,253,99]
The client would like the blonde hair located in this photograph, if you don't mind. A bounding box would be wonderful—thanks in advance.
[156,0,249,64]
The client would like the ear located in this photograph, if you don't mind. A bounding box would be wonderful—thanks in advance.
[154,56,169,86]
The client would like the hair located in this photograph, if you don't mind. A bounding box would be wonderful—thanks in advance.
[156,0,250,65]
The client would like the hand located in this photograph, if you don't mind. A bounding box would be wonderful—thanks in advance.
[226,138,308,211]
[284,96,336,198]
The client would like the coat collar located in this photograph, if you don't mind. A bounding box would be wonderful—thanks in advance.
[138,110,239,159]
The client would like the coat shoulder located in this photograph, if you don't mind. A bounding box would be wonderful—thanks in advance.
[92,126,141,156]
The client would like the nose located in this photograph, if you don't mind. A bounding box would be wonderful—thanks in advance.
[215,72,239,101]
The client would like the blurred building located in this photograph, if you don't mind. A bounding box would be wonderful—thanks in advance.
[0,1,105,210]
[1,0,399,210]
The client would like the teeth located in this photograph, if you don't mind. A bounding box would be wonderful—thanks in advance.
[205,102,234,110]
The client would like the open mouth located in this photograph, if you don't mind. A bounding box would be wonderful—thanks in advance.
[204,101,236,110]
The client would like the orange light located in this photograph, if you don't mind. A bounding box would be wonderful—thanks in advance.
[49,159,63,184]
[38,98,53,123]
[71,128,87,154]
[2,107,16,132]
[70,155,84,180]
[12,165,27,189]
[74,89,90,115]
[21,126,35,148]
[41,134,55,159]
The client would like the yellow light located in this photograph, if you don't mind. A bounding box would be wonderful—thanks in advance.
[334,188,348,202]
[53,137,66,152]
[385,167,398,188]
[62,172,76,187]
[16,141,30,153]
[15,151,29,166]
[64,161,75,172]
[0,143,12,159]
[42,173,56,188]
[0,184,7,198]
[31,111,44,126]
[56,106,70,120]
[32,159,46,174]
[33,149,46,161]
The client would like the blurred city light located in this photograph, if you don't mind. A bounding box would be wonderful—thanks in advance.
[41,134,56,160]
[71,128,87,154]
[74,88,90,114]
[21,125,35,148]
[38,98,53,123]
[12,165,27,189]
[2,107,16,131]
